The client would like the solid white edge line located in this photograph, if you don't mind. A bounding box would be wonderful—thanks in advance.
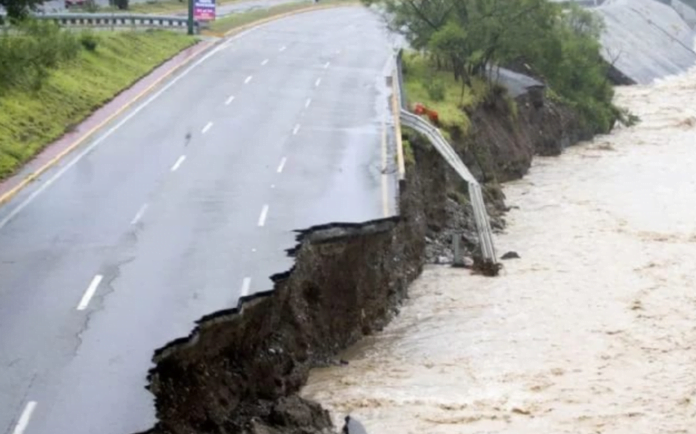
[12,401,37,434]
[245,75,253,84]
[257,204,269,227]
[130,204,148,225]
[293,124,301,135]
[240,277,252,297]
[381,120,389,218]
[305,98,312,108]
[315,78,322,87]
[202,121,213,134]
[277,157,287,173]
[77,275,104,311]
[171,155,187,172]
[0,28,263,232]
[225,95,235,105]
[261,59,269,66]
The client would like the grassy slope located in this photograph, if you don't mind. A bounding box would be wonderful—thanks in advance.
[402,52,491,134]
[0,31,195,180]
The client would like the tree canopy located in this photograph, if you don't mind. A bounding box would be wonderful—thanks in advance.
[365,0,619,133]
[0,0,44,22]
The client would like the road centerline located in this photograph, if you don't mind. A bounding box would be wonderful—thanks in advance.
[11,401,37,434]
[225,95,235,105]
[77,275,104,311]
[305,98,312,108]
[315,78,322,87]
[171,155,187,172]
[257,205,269,227]
[202,122,213,134]
[261,59,269,66]
[240,277,252,297]
[245,76,253,84]
[130,204,148,225]
[293,124,301,135]
[277,157,287,173]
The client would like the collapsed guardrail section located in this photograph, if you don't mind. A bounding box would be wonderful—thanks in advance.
[391,51,497,266]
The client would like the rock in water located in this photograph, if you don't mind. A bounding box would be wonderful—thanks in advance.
[501,251,520,260]
[342,415,368,434]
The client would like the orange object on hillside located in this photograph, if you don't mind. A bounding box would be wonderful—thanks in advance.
[412,102,440,125]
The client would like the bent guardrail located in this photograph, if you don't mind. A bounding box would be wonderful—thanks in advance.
[399,111,496,264]
[26,13,199,32]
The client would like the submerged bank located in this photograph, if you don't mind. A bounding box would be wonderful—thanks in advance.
[302,56,696,434]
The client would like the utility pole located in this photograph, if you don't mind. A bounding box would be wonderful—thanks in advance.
[187,0,195,35]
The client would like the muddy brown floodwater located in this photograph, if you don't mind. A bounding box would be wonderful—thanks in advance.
[301,66,696,433]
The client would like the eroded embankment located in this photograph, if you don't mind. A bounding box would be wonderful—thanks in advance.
[416,89,588,263]
[140,83,587,433]
[140,172,428,434]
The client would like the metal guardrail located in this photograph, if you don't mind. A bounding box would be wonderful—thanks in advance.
[393,53,497,265]
[400,111,497,263]
[27,13,199,32]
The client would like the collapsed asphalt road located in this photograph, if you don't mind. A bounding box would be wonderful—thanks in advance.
[0,7,396,434]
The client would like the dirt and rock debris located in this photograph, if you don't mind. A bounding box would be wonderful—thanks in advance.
[137,79,589,434]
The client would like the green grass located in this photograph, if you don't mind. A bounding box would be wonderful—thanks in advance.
[402,51,490,134]
[0,31,196,179]
[209,0,353,33]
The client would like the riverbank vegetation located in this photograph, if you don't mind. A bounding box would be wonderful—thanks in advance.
[368,0,623,135]
[0,23,195,179]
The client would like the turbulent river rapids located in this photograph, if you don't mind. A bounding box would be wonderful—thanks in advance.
[301,64,696,433]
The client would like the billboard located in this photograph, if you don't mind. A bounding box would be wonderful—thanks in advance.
[194,0,216,21]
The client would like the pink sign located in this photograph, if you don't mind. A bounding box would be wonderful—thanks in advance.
[194,0,216,21]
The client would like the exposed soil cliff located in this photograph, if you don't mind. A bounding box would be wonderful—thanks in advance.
[139,87,590,434]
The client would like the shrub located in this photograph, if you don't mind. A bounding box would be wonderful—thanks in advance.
[0,20,80,94]
[80,32,99,51]
[425,78,446,101]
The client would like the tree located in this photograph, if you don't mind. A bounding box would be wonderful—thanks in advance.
[0,0,44,22]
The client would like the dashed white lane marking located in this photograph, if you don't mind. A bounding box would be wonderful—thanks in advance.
[315,78,322,87]
[171,155,186,172]
[279,46,286,52]
[12,401,37,434]
[257,204,269,227]
[240,277,252,297]
[305,98,312,108]
[245,76,253,84]
[202,122,213,134]
[130,204,148,225]
[77,275,104,311]
[324,61,331,69]
[277,157,287,173]
[0,39,236,232]
[261,59,269,66]
[225,95,235,105]
[292,124,301,135]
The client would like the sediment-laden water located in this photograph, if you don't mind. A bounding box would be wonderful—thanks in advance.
[302,63,696,434]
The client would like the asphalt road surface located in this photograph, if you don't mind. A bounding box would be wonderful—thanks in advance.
[0,7,396,434]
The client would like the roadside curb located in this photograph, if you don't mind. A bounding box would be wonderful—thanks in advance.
[0,39,215,208]
[0,1,358,209]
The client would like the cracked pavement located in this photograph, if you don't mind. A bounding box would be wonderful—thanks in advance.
[0,7,395,434]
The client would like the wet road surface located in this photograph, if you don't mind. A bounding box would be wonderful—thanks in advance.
[0,7,395,434]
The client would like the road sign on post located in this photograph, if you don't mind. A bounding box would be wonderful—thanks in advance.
[193,0,216,22]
